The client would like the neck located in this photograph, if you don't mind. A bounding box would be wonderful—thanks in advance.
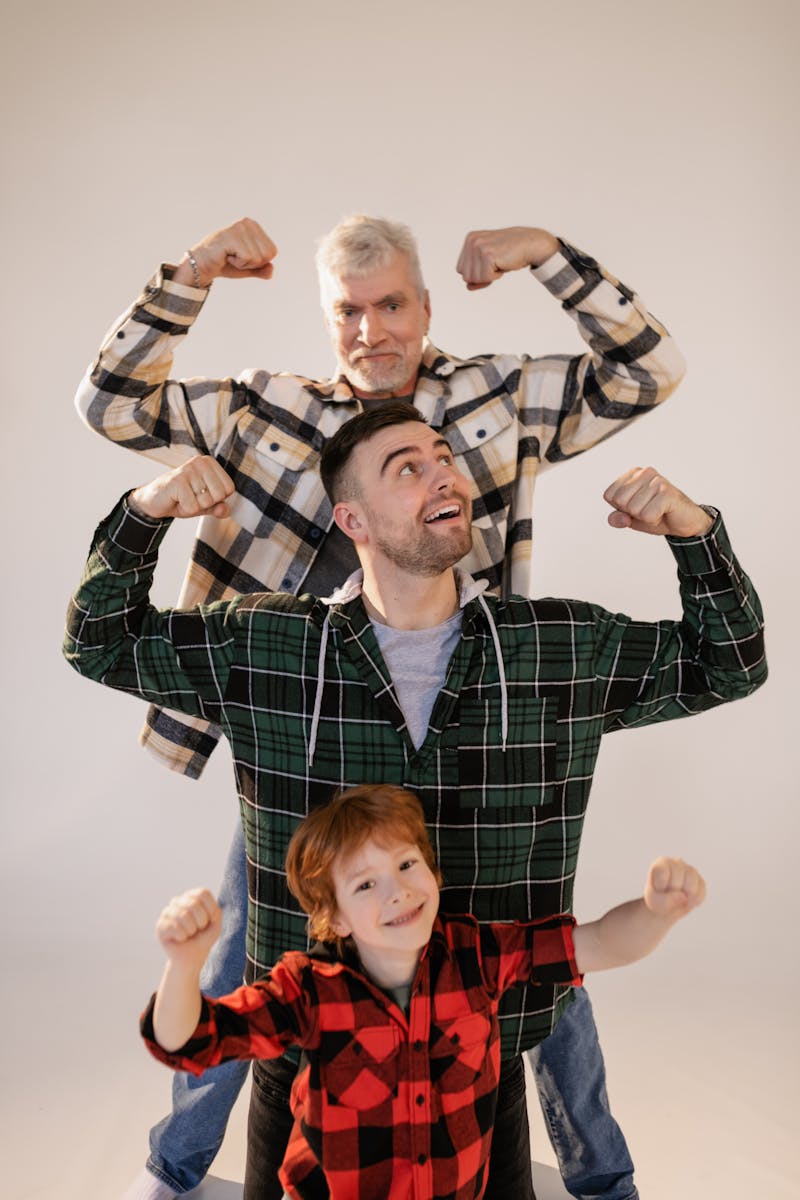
[361,565,460,630]
[354,941,423,992]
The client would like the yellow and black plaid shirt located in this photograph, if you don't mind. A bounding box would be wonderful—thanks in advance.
[75,239,686,778]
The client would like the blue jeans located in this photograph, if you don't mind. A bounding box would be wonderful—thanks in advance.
[527,987,639,1200]
[146,824,251,1194]
[148,823,637,1198]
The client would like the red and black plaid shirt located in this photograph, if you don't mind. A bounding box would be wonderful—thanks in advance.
[141,911,580,1199]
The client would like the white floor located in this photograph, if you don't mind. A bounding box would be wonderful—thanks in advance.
[5,929,796,1200]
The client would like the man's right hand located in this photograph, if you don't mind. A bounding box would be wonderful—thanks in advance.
[129,455,235,520]
[174,217,278,288]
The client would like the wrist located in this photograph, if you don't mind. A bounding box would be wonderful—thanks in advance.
[527,229,559,268]
[175,248,213,289]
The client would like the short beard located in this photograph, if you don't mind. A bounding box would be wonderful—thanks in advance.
[374,526,473,576]
[346,356,413,398]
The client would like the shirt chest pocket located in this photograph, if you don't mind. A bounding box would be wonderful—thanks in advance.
[458,694,559,809]
[225,413,321,509]
[322,1024,401,1111]
[429,1009,494,1090]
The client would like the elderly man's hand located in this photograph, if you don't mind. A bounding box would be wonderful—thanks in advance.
[129,455,235,521]
[456,226,559,289]
[603,467,714,538]
[175,217,278,288]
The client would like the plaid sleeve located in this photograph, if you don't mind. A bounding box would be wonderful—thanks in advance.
[527,239,686,464]
[74,266,252,465]
[594,512,767,730]
[140,959,316,1077]
[63,497,240,722]
[477,915,582,997]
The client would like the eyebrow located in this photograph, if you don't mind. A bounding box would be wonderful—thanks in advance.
[333,291,406,313]
[379,437,453,476]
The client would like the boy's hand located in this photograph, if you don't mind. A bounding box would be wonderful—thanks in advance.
[157,887,222,972]
[644,857,706,921]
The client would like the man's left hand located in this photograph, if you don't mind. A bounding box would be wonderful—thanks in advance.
[603,467,714,538]
[456,227,559,290]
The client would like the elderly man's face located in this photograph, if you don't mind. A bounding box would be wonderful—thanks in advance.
[323,252,431,398]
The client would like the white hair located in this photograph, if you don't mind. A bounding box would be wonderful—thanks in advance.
[315,214,426,302]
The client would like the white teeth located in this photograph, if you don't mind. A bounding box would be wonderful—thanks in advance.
[424,505,459,523]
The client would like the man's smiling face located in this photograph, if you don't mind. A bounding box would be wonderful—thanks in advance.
[341,421,473,576]
[322,251,431,399]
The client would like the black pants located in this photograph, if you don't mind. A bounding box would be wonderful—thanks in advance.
[244,1053,536,1200]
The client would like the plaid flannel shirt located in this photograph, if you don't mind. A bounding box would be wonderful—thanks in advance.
[75,239,686,778]
[64,499,765,1054]
[141,912,581,1200]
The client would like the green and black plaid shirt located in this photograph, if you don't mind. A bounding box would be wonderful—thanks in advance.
[64,500,766,1054]
[75,238,686,779]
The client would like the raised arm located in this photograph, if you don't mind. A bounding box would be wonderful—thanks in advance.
[74,219,279,467]
[591,465,767,725]
[455,225,686,463]
[153,888,223,1051]
[63,458,240,716]
[573,858,706,973]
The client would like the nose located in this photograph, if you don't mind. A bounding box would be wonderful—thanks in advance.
[387,872,412,904]
[358,307,386,345]
[431,459,458,495]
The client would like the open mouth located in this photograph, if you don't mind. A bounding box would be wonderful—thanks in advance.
[424,504,461,524]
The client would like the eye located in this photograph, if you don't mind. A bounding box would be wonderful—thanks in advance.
[385,301,400,312]
[399,858,417,871]
[355,879,374,893]
[438,453,453,466]
[398,462,417,476]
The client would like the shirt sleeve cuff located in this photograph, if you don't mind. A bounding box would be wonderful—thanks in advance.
[666,508,735,575]
[530,239,629,314]
[101,495,173,556]
[132,264,209,327]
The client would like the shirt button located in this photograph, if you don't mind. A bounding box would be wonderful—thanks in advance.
[281,577,292,589]
[310,528,322,540]
[618,297,628,306]
[116,330,125,339]
[475,428,486,439]
[269,441,280,452]
[416,1093,425,1106]
[417,1154,427,1166]
[413,1040,424,1052]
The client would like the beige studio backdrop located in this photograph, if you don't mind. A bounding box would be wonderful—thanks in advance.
[1,2,797,1198]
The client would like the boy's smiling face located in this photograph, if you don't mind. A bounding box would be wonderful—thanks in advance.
[330,835,440,990]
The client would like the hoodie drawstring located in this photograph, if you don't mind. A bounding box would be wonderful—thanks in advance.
[477,593,509,751]
[308,611,330,767]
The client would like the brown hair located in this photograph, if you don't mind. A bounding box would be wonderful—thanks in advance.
[285,784,442,943]
[319,401,425,503]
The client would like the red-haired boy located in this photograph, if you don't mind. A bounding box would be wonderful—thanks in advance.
[142,785,704,1200]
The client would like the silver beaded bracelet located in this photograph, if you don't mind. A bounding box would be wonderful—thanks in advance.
[186,249,202,288]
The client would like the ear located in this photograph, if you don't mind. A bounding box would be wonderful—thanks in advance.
[333,500,368,545]
[329,910,352,938]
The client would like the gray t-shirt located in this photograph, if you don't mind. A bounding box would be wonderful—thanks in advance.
[371,611,463,749]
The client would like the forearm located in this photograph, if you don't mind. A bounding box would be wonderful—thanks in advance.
[573,899,675,972]
[153,961,204,1052]
[529,240,686,462]
[62,496,233,717]
[601,512,767,731]
[74,266,234,461]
